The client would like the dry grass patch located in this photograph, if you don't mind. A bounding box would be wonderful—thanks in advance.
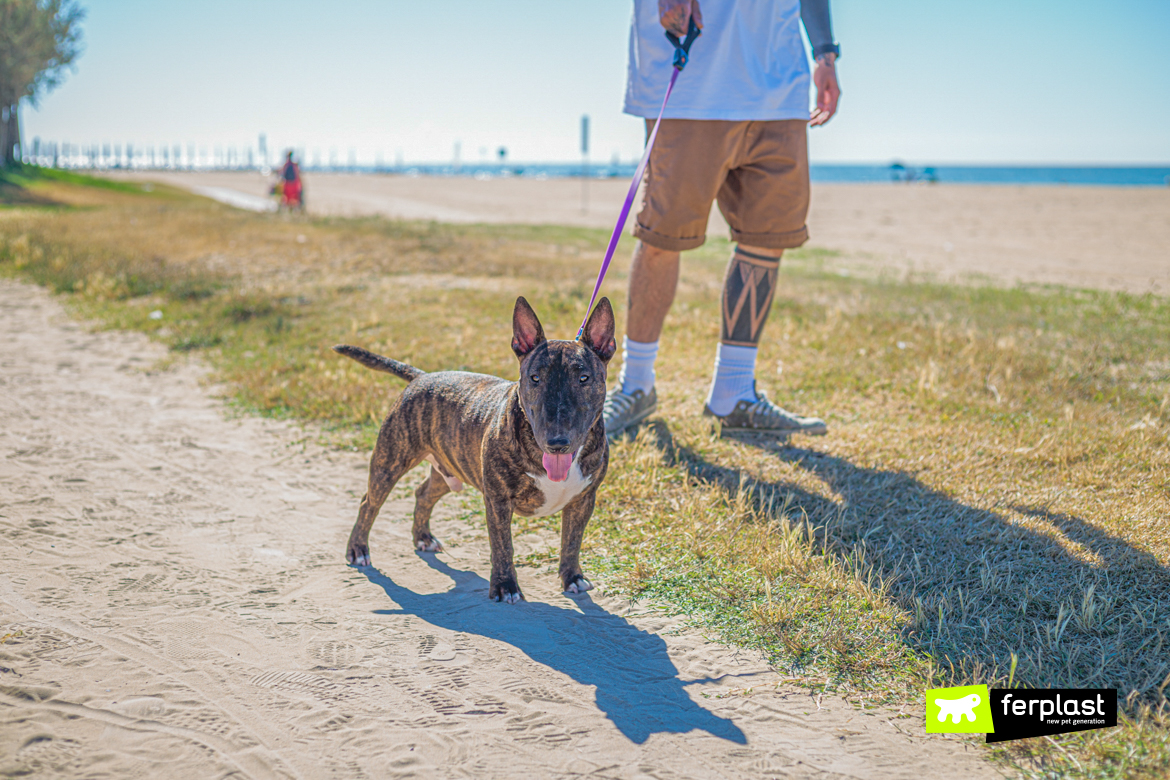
[3,175,1169,778]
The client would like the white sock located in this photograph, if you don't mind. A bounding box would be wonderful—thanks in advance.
[705,343,759,415]
[617,336,658,395]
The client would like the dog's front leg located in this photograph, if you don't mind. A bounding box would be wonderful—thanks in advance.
[484,498,523,604]
[559,491,596,594]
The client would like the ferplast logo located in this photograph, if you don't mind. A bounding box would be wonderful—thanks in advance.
[924,686,1118,742]
[925,684,995,734]
[986,689,1117,744]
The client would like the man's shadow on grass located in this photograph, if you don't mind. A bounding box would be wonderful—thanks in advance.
[641,421,1170,705]
[360,554,748,745]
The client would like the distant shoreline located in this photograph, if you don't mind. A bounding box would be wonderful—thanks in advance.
[33,160,1170,187]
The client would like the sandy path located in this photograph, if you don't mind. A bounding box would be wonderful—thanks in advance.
[0,280,996,779]
[108,170,1170,295]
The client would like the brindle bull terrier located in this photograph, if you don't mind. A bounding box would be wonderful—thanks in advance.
[333,296,616,604]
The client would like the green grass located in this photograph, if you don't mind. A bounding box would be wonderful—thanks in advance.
[1,163,148,195]
[1,174,1168,779]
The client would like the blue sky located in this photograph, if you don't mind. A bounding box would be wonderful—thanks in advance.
[21,0,1170,165]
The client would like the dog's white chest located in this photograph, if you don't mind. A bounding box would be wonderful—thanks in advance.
[526,462,592,518]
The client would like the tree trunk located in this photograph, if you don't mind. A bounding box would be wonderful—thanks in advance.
[3,104,21,167]
[0,106,8,168]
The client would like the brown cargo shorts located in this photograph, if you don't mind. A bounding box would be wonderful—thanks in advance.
[633,118,810,252]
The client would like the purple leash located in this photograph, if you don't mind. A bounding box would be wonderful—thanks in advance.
[577,19,700,341]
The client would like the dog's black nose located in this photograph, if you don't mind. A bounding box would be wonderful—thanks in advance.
[545,436,571,453]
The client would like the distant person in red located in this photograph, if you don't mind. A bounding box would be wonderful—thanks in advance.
[279,150,303,210]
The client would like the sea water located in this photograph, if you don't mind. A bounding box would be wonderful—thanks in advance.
[316,163,1170,187]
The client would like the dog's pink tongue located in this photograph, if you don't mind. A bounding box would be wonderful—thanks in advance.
[542,452,573,483]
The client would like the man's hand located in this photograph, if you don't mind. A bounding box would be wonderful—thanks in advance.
[659,0,702,38]
[809,53,840,127]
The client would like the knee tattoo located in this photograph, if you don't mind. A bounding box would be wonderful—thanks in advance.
[721,248,780,346]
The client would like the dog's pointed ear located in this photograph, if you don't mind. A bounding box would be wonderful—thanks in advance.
[511,296,546,360]
[580,297,616,362]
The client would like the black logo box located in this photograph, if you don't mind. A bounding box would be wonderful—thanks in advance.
[987,689,1117,744]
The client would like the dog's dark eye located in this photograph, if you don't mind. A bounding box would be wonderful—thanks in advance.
[579,374,590,383]
[530,375,540,384]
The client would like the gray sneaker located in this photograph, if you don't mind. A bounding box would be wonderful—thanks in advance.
[703,383,827,438]
[603,386,658,439]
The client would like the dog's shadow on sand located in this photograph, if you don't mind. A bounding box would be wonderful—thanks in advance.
[361,556,748,745]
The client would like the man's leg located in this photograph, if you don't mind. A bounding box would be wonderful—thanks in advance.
[704,243,782,414]
[617,241,679,396]
[604,118,742,436]
[626,241,680,343]
[702,242,826,435]
[703,119,826,436]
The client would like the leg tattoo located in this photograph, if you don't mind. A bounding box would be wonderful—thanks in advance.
[721,247,780,347]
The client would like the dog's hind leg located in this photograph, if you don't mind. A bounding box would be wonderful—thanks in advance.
[347,448,416,567]
[411,467,450,552]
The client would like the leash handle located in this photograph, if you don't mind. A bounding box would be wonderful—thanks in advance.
[576,66,681,342]
[665,17,701,70]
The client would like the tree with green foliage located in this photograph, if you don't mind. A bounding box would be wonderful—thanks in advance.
[0,0,84,167]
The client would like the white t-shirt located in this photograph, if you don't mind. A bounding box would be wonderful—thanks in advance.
[623,0,810,121]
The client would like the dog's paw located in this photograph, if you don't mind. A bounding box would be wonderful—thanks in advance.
[489,578,523,605]
[414,535,443,553]
[563,575,594,595]
[346,542,371,567]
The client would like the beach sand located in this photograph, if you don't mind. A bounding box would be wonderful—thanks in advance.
[0,280,998,779]
[115,170,1170,295]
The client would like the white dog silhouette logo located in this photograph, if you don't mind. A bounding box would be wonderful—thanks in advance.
[934,693,981,724]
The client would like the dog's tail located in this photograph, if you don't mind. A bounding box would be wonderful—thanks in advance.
[332,345,424,382]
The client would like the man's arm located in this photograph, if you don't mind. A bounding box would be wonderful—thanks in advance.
[800,0,837,62]
[801,0,841,126]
